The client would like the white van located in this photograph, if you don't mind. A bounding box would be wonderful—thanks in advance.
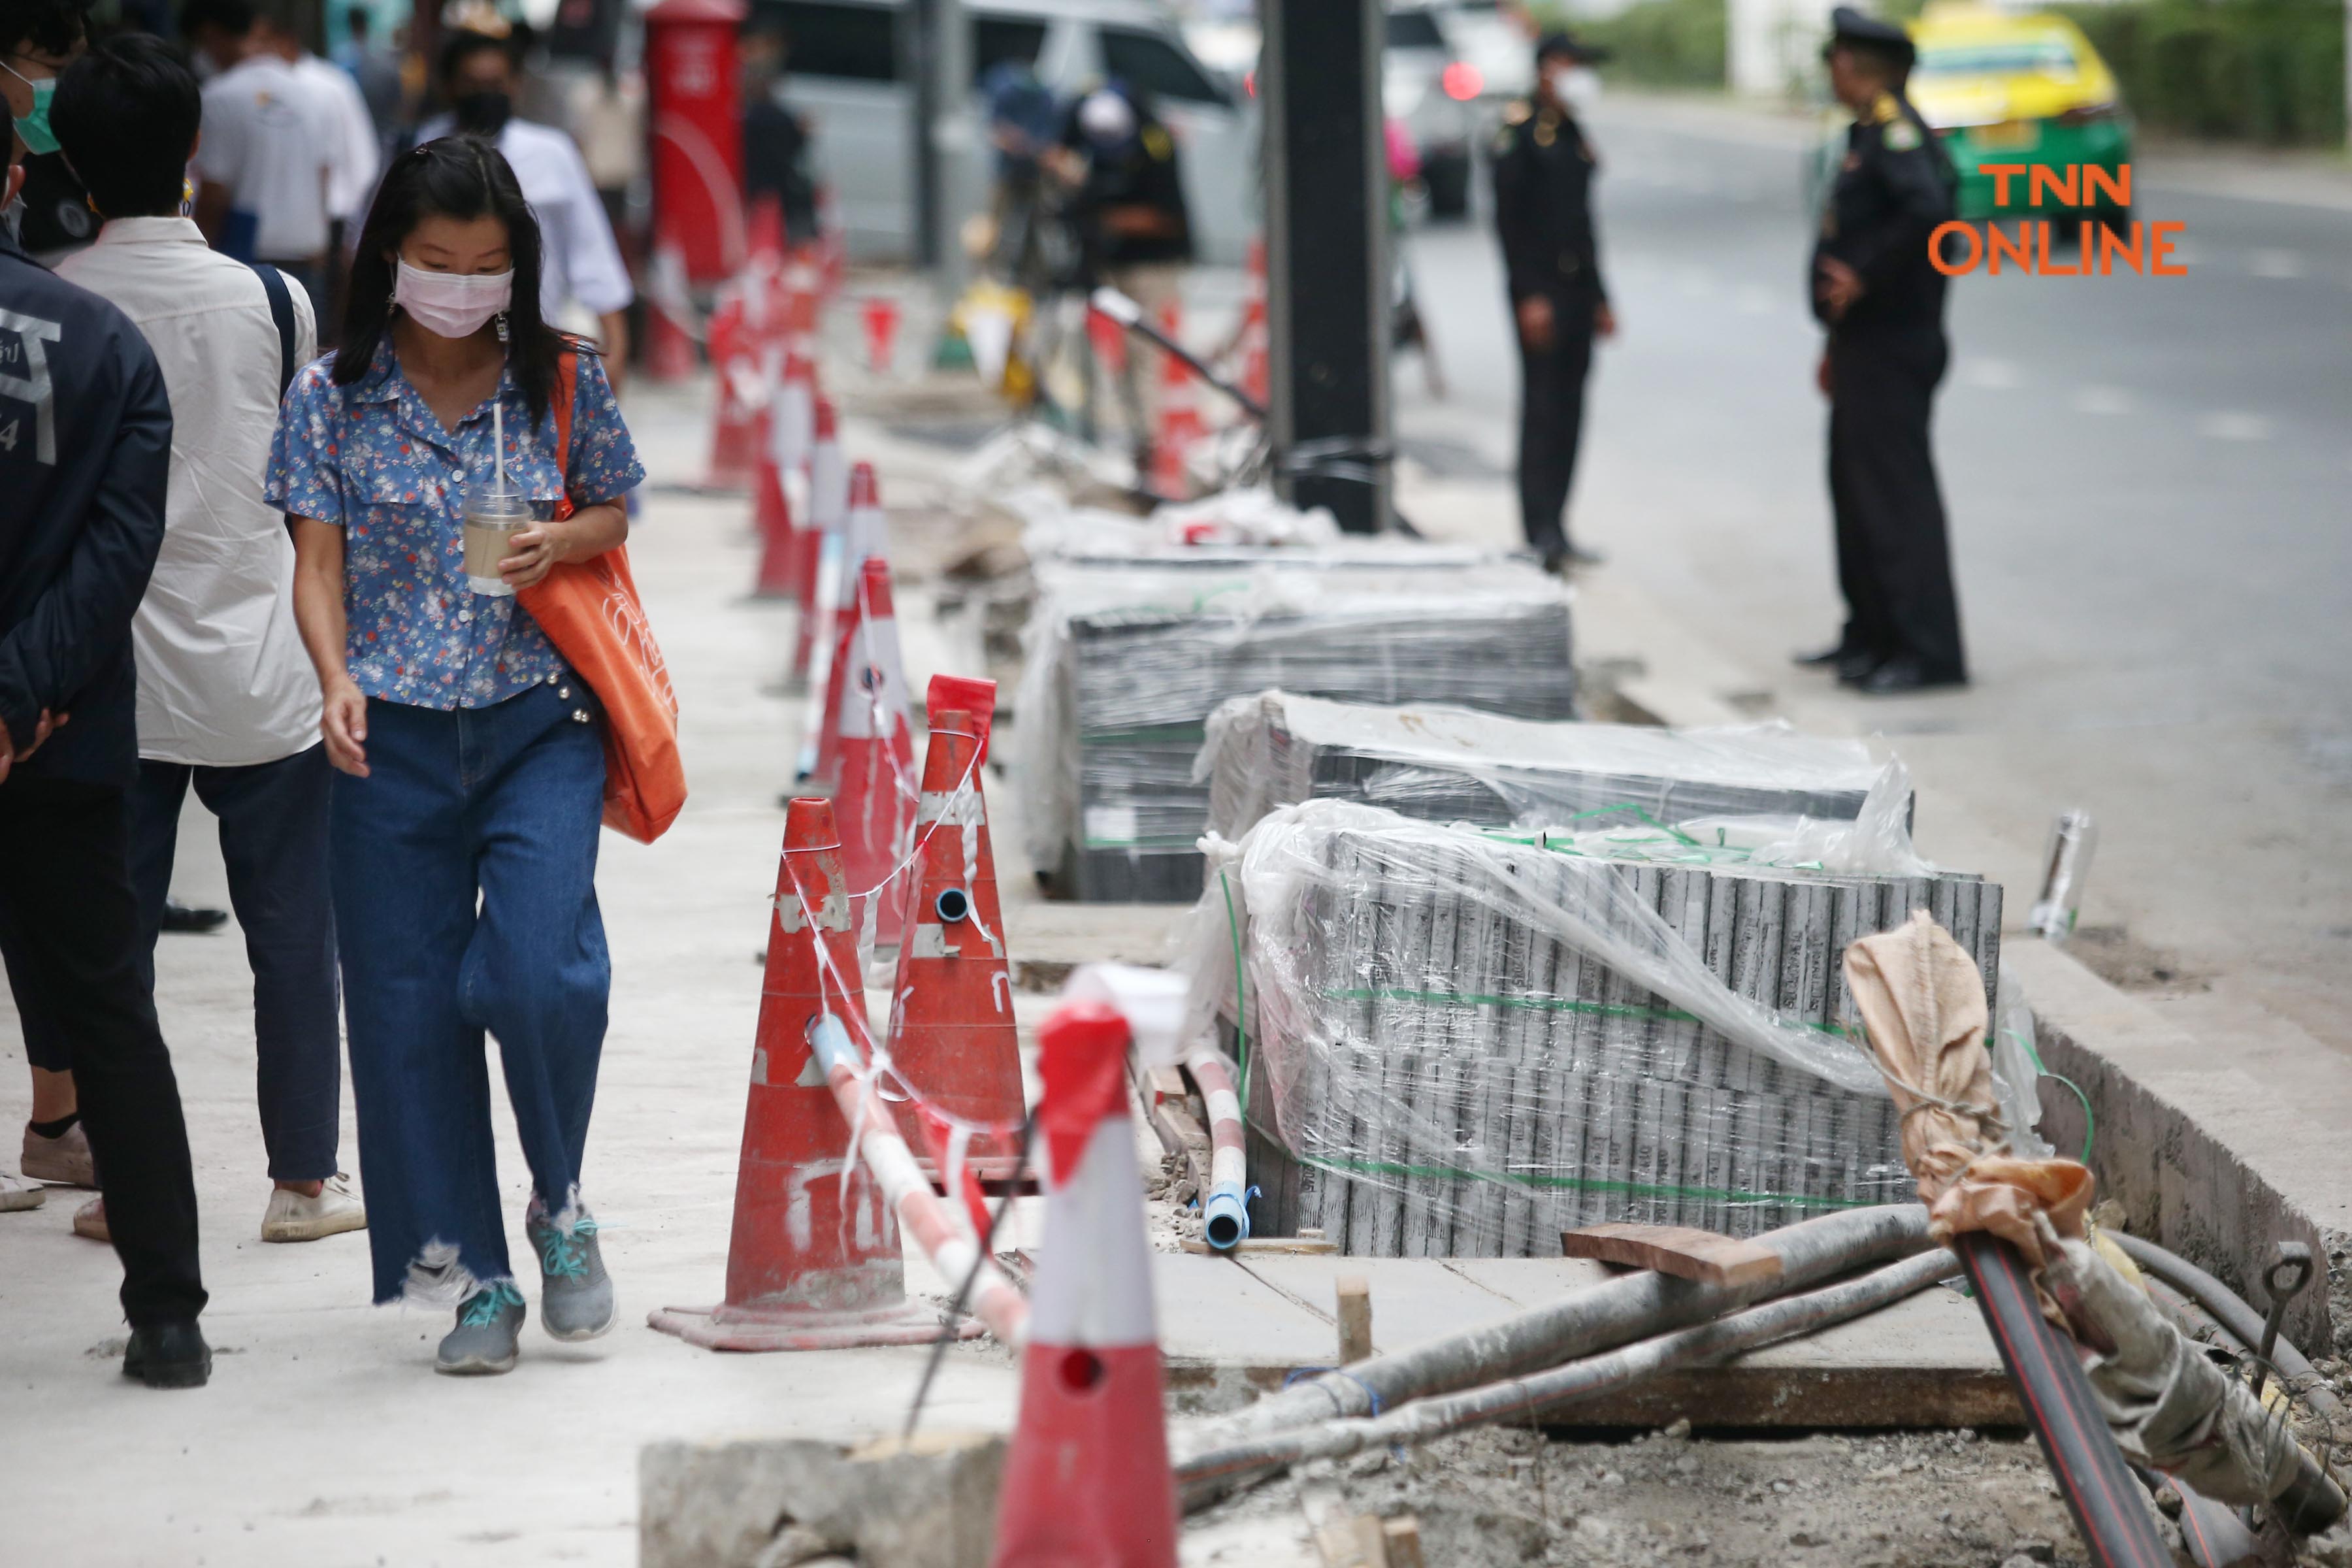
[759,0,1257,265]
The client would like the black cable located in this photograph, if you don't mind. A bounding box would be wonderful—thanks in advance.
[904,1112,1037,1441]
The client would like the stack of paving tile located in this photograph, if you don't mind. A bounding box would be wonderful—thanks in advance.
[1233,803,2000,1256]
[1014,559,1576,903]
[1202,691,1896,847]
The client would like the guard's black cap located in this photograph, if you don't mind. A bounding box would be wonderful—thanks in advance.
[1822,6,1916,68]
[1533,31,1611,67]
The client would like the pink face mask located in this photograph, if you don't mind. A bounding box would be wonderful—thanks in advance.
[393,259,514,339]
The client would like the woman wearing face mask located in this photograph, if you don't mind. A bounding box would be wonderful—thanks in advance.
[269,137,645,1375]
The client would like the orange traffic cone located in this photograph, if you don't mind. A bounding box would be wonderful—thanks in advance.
[646,798,960,1351]
[804,463,891,789]
[1151,305,1202,500]
[751,406,796,598]
[704,294,763,491]
[861,295,902,376]
[883,683,1026,1182]
[791,397,849,682]
[828,559,918,948]
[988,998,1179,1568]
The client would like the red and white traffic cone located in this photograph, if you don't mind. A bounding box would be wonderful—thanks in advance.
[751,406,797,598]
[1086,303,1128,382]
[1241,234,1270,410]
[791,397,849,682]
[827,559,917,947]
[1151,304,1203,500]
[804,463,891,789]
[645,798,958,1351]
[862,295,902,376]
[988,998,1180,1568]
[645,239,699,385]
[704,295,764,492]
[883,685,1026,1183]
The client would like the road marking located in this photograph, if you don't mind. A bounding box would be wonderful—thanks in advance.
[1957,359,2021,390]
[2196,411,2274,441]
[2071,386,2134,416]
[2247,249,2305,279]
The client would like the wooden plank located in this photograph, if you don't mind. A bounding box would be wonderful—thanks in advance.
[1301,1487,1389,1568]
[1179,1232,1338,1258]
[1129,1058,1213,1202]
[1560,1222,1785,1287]
[1334,1275,1373,1365]
[1380,1518,1426,1568]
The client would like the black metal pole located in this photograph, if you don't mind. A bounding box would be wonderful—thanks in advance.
[1260,0,1390,533]
[1956,1232,2172,1568]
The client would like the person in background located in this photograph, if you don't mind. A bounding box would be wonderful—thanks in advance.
[1799,6,1965,696]
[417,29,630,385]
[979,41,1059,293]
[568,52,642,255]
[0,121,213,1389]
[271,138,645,1375]
[50,33,365,1249]
[0,0,97,264]
[270,12,379,346]
[740,25,815,246]
[183,0,336,312]
[1492,31,1616,574]
[335,3,402,154]
[1054,82,1190,475]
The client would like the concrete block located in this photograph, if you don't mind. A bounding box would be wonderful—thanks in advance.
[640,1429,1005,1568]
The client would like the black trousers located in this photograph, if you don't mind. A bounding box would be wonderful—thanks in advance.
[1516,306,1596,555]
[0,774,205,1327]
[129,746,341,1182]
[1827,331,1967,679]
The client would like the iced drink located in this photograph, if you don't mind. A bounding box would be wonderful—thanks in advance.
[463,473,534,596]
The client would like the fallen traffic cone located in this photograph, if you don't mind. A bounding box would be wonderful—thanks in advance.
[704,295,764,491]
[862,295,901,375]
[828,559,918,947]
[884,685,1026,1181]
[804,463,892,789]
[988,997,1179,1568]
[1151,304,1203,500]
[645,798,958,1351]
[791,397,849,682]
[750,407,796,598]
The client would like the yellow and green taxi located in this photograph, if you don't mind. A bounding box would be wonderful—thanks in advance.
[1905,3,2133,224]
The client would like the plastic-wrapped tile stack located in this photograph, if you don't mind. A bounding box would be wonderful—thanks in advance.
[1219,802,2002,1256]
[1013,559,1576,903]
[1201,691,1895,846]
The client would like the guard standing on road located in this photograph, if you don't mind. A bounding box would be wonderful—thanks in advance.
[1799,7,1967,694]
[1494,32,1616,573]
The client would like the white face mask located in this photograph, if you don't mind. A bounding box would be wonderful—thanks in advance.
[393,259,514,340]
[1553,65,1601,114]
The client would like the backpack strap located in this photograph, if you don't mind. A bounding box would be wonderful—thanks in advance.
[249,261,297,399]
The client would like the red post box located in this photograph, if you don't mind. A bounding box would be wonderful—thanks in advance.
[645,0,747,286]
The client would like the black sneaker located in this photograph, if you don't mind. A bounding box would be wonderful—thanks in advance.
[123,1320,212,1389]
[159,899,229,934]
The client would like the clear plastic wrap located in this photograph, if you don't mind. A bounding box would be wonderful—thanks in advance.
[1013,560,1576,902]
[1200,691,1904,849]
[1198,800,2008,1254]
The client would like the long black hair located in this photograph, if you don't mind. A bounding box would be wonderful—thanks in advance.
[335,136,571,424]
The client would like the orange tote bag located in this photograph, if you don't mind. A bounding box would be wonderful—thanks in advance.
[517,353,687,843]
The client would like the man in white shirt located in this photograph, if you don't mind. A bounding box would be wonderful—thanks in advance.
[422,27,632,389]
[184,0,336,314]
[276,25,379,344]
[50,32,363,1245]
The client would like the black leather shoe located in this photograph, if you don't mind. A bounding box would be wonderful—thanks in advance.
[1835,649,1882,684]
[159,899,229,934]
[123,1321,212,1389]
[1793,643,1852,668]
[1854,657,1967,696]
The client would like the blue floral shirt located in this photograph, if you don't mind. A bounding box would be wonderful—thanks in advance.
[265,342,646,710]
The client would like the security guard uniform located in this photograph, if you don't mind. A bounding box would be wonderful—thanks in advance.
[1811,9,1967,690]
[1494,89,1608,563]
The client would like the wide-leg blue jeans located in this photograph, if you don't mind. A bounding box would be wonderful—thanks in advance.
[330,679,609,1305]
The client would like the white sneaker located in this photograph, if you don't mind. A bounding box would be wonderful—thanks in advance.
[261,1173,368,1243]
[0,1172,44,1212]
[73,1197,108,1242]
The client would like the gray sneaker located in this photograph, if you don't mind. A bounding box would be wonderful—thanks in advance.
[527,1207,615,1343]
[436,1283,525,1375]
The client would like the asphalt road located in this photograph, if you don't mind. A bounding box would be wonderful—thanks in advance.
[1392,93,2352,1083]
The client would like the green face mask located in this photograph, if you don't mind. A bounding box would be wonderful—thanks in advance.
[3,65,58,158]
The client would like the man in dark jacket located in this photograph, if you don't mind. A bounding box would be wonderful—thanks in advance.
[0,127,212,1388]
[1494,32,1616,573]
[1800,6,1966,695]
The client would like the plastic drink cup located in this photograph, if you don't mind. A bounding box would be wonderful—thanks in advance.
[463,472,534,596]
